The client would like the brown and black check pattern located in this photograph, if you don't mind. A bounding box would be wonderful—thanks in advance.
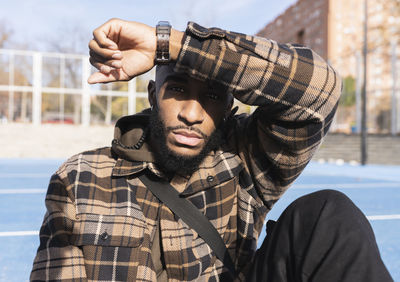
[31,22,341,281]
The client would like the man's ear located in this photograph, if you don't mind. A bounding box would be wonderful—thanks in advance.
[148,80,156,108]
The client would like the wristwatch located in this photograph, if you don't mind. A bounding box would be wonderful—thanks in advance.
[155,21,171,64]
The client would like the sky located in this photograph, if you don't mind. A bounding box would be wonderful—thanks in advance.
[0,0,297,53]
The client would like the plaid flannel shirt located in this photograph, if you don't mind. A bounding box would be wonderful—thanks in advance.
[31,22,341,281]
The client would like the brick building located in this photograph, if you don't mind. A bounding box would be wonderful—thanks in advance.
[257,0,329,60]
[257,0,400,134]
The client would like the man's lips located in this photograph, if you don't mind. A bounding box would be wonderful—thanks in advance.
[172,129,203,147]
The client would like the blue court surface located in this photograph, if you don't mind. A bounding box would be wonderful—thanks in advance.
[0,159,399,281]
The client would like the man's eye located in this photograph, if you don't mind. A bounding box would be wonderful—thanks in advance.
[169,86,185,93]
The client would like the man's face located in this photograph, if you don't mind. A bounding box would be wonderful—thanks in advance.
[149,65,232,158]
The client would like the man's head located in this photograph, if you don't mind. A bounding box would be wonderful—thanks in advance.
[147,64,233,175]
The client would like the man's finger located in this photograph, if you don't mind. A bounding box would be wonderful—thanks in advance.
[88,68,127,84]
[92,26,118,49]
[89,56,122,71]
[89,57,112,74]
[89,39,121,60]
[88,71,117,84]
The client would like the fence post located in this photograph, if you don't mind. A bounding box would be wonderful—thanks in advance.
[106,84,112,124]
[8,51,14,122]
[355,51,362,133]
[81,57,91,126]
[128,78,136,115]
[391,39,398,135]
[32,52,42,125]
[59,54,65,123]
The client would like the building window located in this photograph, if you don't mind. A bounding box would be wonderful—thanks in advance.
[297,29,305,45]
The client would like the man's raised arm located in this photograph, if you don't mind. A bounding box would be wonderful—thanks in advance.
[174,22,341,205]
[88,18,183,83]
[88,19,342,208]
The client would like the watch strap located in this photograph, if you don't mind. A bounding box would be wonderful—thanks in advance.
[155,21,171,64]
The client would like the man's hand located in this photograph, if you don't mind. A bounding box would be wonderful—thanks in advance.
[88,19,156,84]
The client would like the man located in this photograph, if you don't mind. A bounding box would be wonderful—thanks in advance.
[31,19,392,281]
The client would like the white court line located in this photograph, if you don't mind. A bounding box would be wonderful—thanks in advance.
[367,214,400,221]
[0,231,39,237]
[292,182,400,189]
[0,173,50,178]
[0,189,46,194]
[304,172,400,183]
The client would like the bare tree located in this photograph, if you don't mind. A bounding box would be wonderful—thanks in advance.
[0,19,12,48]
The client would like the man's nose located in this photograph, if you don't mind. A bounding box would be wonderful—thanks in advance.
[178,98,205,125]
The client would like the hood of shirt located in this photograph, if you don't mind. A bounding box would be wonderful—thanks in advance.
[111,108,155,162]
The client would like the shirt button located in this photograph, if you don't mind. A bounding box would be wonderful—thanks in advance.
[100,231,109,241]
[207,175,214,183]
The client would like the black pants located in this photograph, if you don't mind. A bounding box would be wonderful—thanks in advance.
[246,189,393,282]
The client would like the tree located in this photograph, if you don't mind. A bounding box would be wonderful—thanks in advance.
[368,0,400,53]
[0,19,12,48]
[340,76,356,107]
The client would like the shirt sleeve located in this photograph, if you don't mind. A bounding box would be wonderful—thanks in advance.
[30,172,87,281]
[175,22,342,208]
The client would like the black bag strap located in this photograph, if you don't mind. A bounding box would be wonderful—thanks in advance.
[139,173,236,276]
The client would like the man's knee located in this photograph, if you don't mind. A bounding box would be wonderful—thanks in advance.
[292,189,354,211]
[297,189,351,205]
[283,189,365,227]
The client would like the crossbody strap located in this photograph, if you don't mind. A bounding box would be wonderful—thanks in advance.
[139,173,236,276]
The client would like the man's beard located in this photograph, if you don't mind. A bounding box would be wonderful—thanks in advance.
[149,109,223,176]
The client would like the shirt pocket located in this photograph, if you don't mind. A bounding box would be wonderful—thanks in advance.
[71,213,146,248]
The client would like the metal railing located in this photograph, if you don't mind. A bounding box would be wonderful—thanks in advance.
[0,49,150,125]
